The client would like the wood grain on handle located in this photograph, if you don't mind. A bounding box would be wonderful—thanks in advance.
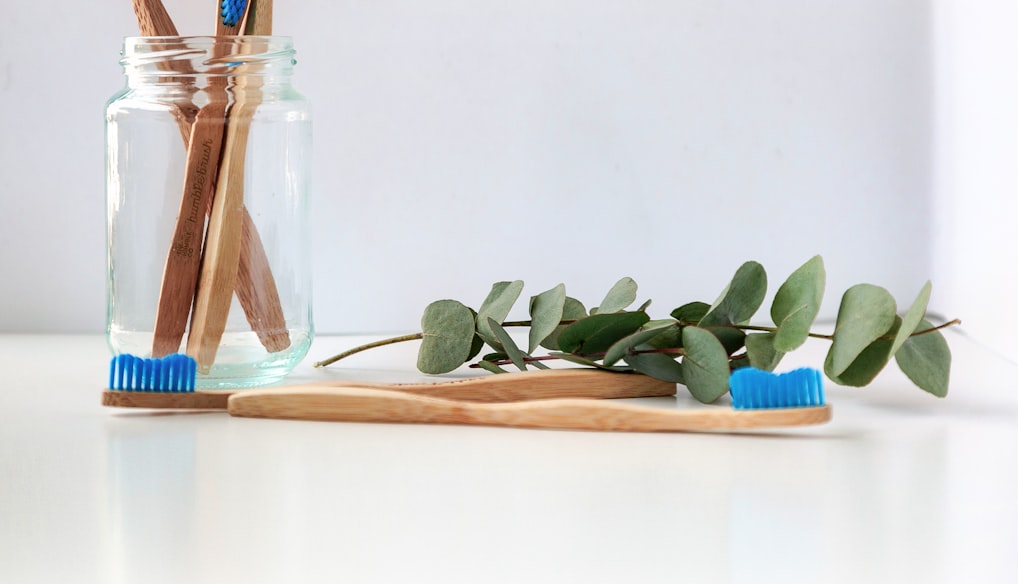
[102,369,675,409]
[152,106,228,357]
[227,387,832,432]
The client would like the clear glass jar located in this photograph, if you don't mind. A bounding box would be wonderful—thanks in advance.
[105,36,313,388]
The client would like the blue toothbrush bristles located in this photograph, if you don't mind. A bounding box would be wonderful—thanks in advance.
[221,0,248,27]
[109,354,197,392]
[729,367,825,410]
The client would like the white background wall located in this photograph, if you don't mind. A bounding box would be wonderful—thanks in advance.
[0,1,1012,350]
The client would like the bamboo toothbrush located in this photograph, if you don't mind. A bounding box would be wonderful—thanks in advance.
[102,355,677,409]
[133,0,290,357]
[186,0,273,372]
[227,369,831,432]
[149,0,253,358]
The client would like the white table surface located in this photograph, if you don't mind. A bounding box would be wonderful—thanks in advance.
[1,331,1016,583]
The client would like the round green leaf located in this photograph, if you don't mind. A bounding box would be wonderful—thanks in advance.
[417,300,477,374]
[824,317,900,387]
[540,296,588,351]
[476,280,524,347]
[603,321,679,367]
[827,284,897,376]
[701,261,767,326]
[680,326,732,403]
[895,319,950,397]
[670,301,709,324]
[557,311,650,355]
[771,255,825,352]
[745,332,784,371]
[595,277,638,314]
[890,281,932,357]
[624,351,685,383]
[528,284,566,353]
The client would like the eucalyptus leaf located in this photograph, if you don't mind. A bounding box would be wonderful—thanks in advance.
[825,318,900,387]
[624,351,685,383]
[827,284,897,376]
[745,332,784,371]
[596,277,638,314]
[603,321,679,367]
[895,319,950,397]
[771,255,825,352]
[890,281,932,357]
[701,261,767,326]
[681,326,732,403]
[671,301,709,324]
[476,280,524,347]
[548,352,633,371]
[465,307,484,361]
[487,318,528,371]
[528,284,566,353]
[540,296,588,351]
[417,299,477,374]
[556,311,651,355]
[703,326,747,356]
[476,360,509,374]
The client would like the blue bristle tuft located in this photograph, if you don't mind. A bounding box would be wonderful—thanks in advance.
[221,0,248,27]
[729,367,825,410]
[109,354,197,393]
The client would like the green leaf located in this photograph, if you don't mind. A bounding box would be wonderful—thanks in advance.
[595,277,638,314]
[528,284,566,353]
[465,308,485,361]
[701,261,767,326]
[825,317,900,387]
[771,255,826,352]
[670,301,709,324]
[556,311,651,355]
[643,319,684,350]
[895,319,950,397]
[890,281,932,357]
[540,296,588,351]
[680,326,732,403]
[476,360,509,374]
[827,284,897,376]
[476,280,524,347]
[603,321,679,367]
[703,326,747,356]
[417,300,477,374]
[548,352,633,372]
[624,351,685,383]
[745,332,784,371]
[487,318,528,372]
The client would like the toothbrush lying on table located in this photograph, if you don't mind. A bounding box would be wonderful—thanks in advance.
[103,355,678,409]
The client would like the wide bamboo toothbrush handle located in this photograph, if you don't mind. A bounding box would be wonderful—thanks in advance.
[346,368,676,402]
[227,387,832,432]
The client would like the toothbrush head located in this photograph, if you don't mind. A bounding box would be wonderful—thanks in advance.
[221,0,249,28]
[109,353,198,392]
[728,367,825,410]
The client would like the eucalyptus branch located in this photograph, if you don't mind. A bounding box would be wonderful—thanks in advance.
[313,256,958,401]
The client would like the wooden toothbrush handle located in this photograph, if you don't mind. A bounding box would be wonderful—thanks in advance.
[341,369,676,402]
[227,387,832,432]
